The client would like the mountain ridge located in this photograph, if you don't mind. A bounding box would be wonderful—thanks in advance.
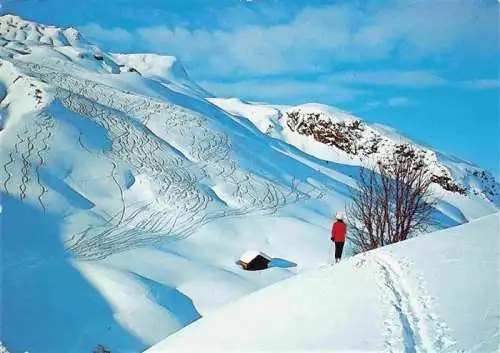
[209,97,499,206]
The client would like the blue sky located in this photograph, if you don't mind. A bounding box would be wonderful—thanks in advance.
[2,0,499,176]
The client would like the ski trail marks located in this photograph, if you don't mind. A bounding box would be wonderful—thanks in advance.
[1,113,55,209]
[374,252,462,353]
[6,58,313,260]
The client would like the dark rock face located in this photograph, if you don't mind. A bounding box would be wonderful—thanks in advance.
[286,111,364,155]
[285,110,472,196]
[430,175,467,195]
[470,170,500,202]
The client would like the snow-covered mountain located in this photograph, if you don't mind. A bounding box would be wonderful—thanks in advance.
[210,98,500,208]
[0,14,498,353]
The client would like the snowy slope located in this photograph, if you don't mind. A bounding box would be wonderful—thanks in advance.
[0,15,350,352]
[145,213,500,353]
[0,14,498,353]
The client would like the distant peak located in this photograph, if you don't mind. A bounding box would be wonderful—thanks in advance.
[110,53,189,81]
[0,14,91,48]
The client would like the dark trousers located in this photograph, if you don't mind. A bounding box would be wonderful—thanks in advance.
[334,241,344,259]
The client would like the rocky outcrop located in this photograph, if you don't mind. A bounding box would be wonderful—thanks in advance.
[285,110,470,196]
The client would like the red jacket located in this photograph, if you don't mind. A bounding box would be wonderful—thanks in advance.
[331,221,346,242]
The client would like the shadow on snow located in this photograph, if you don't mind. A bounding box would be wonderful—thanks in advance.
[0,193,144,353]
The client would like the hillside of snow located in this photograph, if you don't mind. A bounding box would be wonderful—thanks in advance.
[0,14,499,353]
[146,213,500,353]
[209,98,500,219]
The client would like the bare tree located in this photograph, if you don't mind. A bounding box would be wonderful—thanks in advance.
[347,144,438,253]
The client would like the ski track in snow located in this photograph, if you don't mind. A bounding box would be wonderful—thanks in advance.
[1,58,311,260]
[2,112,54,211]
[374,252,462,353]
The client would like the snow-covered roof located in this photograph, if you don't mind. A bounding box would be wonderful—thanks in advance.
[239,250,271,264]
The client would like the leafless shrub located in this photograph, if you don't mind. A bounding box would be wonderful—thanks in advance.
[347,144,439,253]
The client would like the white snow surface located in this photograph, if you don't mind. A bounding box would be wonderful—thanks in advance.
[146,213,500,353]
[0,14,499,353]
[110,53,212,98]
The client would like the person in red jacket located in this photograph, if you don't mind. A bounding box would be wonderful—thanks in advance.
[331,212,347,263]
